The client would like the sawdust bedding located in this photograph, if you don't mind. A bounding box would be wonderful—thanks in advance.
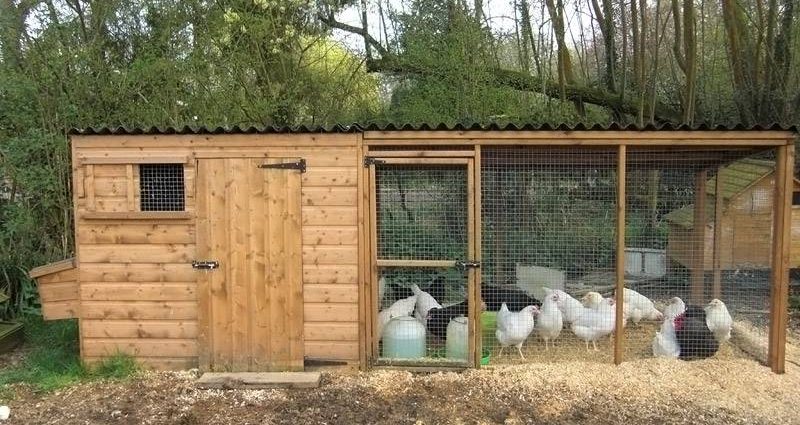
[3,350,800,425]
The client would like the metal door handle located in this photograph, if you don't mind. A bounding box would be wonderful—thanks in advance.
[192,260,219,270]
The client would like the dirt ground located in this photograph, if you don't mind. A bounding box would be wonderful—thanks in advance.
[3,349,800,425]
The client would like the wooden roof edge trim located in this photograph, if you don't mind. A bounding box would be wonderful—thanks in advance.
[362,130,796,140]
[29,258,76,278]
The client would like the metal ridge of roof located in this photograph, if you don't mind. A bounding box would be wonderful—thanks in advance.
[68,122,798,135]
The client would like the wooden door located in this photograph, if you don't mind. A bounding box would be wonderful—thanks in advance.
[196,158,304,371]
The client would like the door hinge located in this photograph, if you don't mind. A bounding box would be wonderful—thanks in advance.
[192,260,220,270]
[259,159,306,173]
[363,157,386,167]
[455,260,481,270]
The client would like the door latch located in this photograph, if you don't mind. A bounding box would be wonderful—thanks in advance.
[192,260,219,270]
[455,260,481,270]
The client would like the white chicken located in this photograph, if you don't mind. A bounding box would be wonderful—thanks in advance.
[622,288,663,325]
[378,276,387,305]
[411,284,442,324]
[651,314,680,358]
[662,297,686,320]
[377,295,417,339]
[571,292,616,351]
[495,303,538,359]
[581,291,604,309]
[536,292,563,350]
[545,288,585,324]
[705,298,733,343]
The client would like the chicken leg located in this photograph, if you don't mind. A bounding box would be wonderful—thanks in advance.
[516,344,525,360]
[592,340,599,351]
[498,346,505,357]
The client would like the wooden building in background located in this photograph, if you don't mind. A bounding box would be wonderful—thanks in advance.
[665,158,800,270]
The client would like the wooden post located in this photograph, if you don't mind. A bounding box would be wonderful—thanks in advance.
[691,169,707,304]
[614,145,626,365]
[357,140,368,370]
[473,147,483,368]
[368,163,379,362]
[712,167,724,299]
[769,143,794,374]
[466,159,477,367]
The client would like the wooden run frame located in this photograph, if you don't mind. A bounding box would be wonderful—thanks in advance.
[770,143,795,373]
[359,132,795,373]
[614,146,626,365]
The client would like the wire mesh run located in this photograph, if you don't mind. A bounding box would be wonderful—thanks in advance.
[139,164,185,211]
[623,148,775,363]
[372,146,781,367]
[374,164,473,365]
[481,148,619,363]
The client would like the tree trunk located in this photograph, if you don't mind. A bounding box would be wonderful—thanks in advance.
[591,0,617,91]
[544,0,576,100]
[720,0,756,124]
[0,0,33,70]
[518,0,542,76]
[682,0,696,124]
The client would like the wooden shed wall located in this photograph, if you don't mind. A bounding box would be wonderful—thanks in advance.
[666,176,800,270]
[72,134,361,369]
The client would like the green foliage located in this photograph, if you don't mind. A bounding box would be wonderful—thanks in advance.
[0,316,138,394]
[0,0,380,318]
[790,295,800,312]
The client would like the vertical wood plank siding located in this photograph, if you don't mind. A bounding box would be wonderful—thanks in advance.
[72,135,360,369]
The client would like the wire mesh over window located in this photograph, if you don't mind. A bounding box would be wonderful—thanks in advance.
[481,148,619,363]
[139,164,185,211]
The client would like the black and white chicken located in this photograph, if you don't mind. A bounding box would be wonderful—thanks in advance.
[674,306,719,360]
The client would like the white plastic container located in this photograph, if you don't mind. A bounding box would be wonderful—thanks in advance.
[446,316,468,361]
[381,316,426,359]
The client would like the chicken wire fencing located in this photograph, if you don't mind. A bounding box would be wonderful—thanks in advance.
[623,148,775,363]
[372,146,781,367]
[373,163,475,366]
[481,148,619,363]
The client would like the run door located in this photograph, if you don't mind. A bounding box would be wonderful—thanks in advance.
[368,157,480,367]
[196,158,304,371]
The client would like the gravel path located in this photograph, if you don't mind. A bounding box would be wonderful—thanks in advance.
[2,353,800,425]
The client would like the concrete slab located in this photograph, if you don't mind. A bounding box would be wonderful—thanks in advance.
[195,372,321,389]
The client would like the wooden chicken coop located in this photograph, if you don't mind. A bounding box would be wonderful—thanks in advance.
[664,158,800,270]
[28,124,796,374]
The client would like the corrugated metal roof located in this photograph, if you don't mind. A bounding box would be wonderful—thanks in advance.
[68,122,798,135]
[664,158,779,228]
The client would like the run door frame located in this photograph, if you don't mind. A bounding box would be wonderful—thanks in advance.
[365,153,482,368]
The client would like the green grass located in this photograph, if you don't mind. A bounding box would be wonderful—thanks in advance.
[0,315,139,395]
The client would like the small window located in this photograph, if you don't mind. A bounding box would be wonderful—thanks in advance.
[793,191,800,206]
[139,164,185,211]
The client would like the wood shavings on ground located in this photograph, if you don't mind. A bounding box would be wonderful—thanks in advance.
[3,352,800,425]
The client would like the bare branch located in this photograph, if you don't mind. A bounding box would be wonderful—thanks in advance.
[318,13,389,58]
